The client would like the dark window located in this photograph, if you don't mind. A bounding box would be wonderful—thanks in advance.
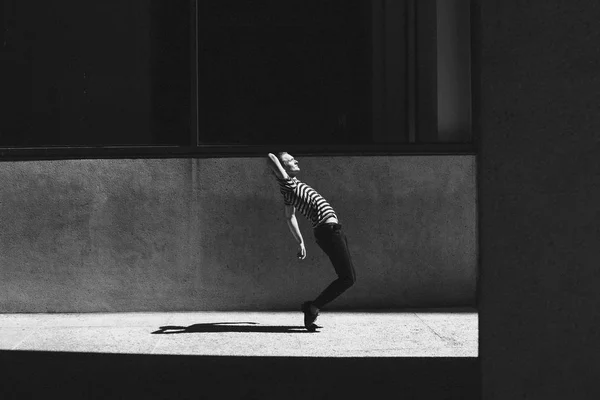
[0,0,191,147]
[196,0,473,147]
[0,0,474,159]
[197,1,372,146]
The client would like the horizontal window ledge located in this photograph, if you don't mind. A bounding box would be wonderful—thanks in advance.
[0,143,476,161]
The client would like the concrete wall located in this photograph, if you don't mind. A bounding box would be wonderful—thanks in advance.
[478,0,600,398]
[0,156,476,312]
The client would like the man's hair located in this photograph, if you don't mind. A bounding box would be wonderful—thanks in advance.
[276,152,288,163]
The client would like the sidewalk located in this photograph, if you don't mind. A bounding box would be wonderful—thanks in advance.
[0,309,477,357]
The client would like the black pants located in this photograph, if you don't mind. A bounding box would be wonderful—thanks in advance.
[312,223,357,309]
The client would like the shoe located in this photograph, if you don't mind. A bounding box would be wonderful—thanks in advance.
[301,301,319,331]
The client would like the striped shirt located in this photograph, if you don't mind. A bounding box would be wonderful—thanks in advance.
[277,176,338,228]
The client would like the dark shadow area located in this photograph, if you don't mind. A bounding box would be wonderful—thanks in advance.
[152,322,313,334]
[0,350,480,400]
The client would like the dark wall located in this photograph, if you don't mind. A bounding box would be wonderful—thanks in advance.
[478,1,600,398]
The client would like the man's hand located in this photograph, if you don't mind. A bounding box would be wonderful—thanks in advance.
[267,153,288,180]
[297,243,307,260]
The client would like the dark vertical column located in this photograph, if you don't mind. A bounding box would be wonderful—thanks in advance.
[190,0,199,147]
[407,0,417,143]
[371,0,386,143]
[479,0,600,398]
[437,0,472,143]
[372,0,409,144]
[415,0,438,143]
[383,0,408,143]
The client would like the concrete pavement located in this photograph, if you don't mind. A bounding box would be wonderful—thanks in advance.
[0,308,477,357]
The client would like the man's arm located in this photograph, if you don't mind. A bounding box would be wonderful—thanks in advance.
[285,204,306,260]
[267,153,289,180]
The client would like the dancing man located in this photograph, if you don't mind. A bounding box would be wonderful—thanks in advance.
[267,152,356,331]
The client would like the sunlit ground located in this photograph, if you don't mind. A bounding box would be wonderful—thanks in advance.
[0,309,477,357]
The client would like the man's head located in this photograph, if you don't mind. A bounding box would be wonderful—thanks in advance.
[277,152,300,177]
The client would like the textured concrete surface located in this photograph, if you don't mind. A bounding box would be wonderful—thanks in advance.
[0,309,477,358]
[0,156,476,312]
[477,0,600,398]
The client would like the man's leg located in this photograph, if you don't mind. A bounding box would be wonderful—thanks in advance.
[312,225,356,310]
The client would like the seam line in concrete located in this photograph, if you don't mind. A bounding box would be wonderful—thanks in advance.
[11,316,51,350]
[414,313,454,344]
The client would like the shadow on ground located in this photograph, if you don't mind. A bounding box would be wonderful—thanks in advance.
[0,350,480,400]
[152,322,312,334]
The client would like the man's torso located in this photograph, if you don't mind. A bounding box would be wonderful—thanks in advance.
[278,177,338,228]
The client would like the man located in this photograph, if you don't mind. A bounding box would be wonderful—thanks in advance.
[267,152,356,332]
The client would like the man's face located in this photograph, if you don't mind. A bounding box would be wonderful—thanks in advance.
[281,153,300,175]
